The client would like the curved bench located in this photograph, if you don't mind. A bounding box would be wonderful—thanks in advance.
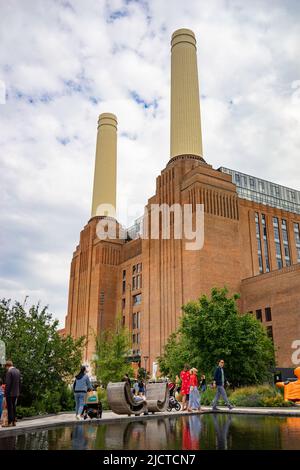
[146,382,169,413]
[107,382,147,416]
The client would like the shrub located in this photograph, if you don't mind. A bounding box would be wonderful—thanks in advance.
[97,387,109,410]
[229,385,294,407]
[60,385,75,411]
[16,406,37,419]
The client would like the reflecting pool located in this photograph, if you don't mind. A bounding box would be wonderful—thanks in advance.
[1,414,300,450]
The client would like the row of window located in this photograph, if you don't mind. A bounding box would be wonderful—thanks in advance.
[255,307,272,322]
[122,264,143,294]
[235,173,297,201]
[251,308,273,341]
[255,213,300,272]
[121,293,142,311]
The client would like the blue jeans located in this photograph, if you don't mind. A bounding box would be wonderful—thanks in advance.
[212,386,231,408]
[74,392,86,415]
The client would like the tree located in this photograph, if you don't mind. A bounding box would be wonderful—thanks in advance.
[93,317,133,387]
[158,288,275,387]
[157,333,191,380]
[0,299,85,407]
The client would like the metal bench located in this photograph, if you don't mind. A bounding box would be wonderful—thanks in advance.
[146,382,169,413]
[107,382,147,416]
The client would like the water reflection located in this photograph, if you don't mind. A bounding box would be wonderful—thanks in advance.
[1,414,300,450]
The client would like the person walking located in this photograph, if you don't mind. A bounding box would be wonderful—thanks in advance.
[212,359,233,411]
[180,364,191,411]
[3,360,21,427]
[73,366,92,420]
[188,368,201,412]
[200,374,207,392]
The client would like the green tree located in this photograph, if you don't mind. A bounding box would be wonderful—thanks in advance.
[157,333,191,380]
[93,317,133,387]
[0,299,85,407]
[158,288,275,387]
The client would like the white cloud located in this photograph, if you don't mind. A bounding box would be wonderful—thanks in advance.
[0,0,299,325]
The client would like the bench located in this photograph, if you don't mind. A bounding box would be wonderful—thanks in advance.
[145,382,169,413]
[107,382,147,416]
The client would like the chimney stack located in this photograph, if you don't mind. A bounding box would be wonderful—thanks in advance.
[170,29,203,160]
[91,113,117,218]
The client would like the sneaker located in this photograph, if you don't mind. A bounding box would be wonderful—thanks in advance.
[212,407,221,411]
[76,415,81,420]
[228,405,234,410]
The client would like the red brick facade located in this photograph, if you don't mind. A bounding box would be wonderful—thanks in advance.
[64,156,300,372]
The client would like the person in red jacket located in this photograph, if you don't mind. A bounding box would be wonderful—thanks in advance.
[180,364,191,411]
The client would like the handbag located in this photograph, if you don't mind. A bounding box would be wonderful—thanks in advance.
[85,391,98,404]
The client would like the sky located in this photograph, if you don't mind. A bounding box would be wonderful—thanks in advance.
[0,0,300,326]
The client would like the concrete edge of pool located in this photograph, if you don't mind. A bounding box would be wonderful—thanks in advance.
[1,406,300,437]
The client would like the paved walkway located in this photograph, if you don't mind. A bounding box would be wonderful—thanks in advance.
[1,406,300,436]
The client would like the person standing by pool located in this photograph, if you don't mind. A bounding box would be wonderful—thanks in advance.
[3,360,21,427]
[73,366,93,420]
[180,364,191,411]
[212,359,233,411]
[188,368,201,412]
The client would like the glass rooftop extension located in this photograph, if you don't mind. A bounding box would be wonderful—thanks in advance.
[219,167,300,215]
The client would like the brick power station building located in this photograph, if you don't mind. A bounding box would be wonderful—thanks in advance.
[64,29,300,377]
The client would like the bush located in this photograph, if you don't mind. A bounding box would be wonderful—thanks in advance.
[229,385,295,407]
[16,406,37,419]
[60,385,75,411]
[97,387,109,410]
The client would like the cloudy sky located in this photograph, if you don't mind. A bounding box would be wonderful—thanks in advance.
[0,0,299,326]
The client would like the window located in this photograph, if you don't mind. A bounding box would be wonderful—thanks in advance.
[265,307,272,322]
[262,214,270,272]
[136,312,141,329]
[256,309,262,321]
[273,217,283,269]
[258,181,265,192]
[294,223,300,263]
[122,298,126,310]
[266,326,273,342]
[132,264,142,291]
[136,333,140,344]
[122,280,126,294]
[255,213,263,274]
[132,313,136,329]
[132,334,136,344]
[123,270,126,280]
[281,219,291,266]
[250,178,256,189]
[235,173,241,184]
[133,294,142,305]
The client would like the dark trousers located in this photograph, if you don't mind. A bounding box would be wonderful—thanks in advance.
[6,396,18,424]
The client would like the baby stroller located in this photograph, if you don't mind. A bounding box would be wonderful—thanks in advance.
[167,382,181,412]
[81,390,103,420]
